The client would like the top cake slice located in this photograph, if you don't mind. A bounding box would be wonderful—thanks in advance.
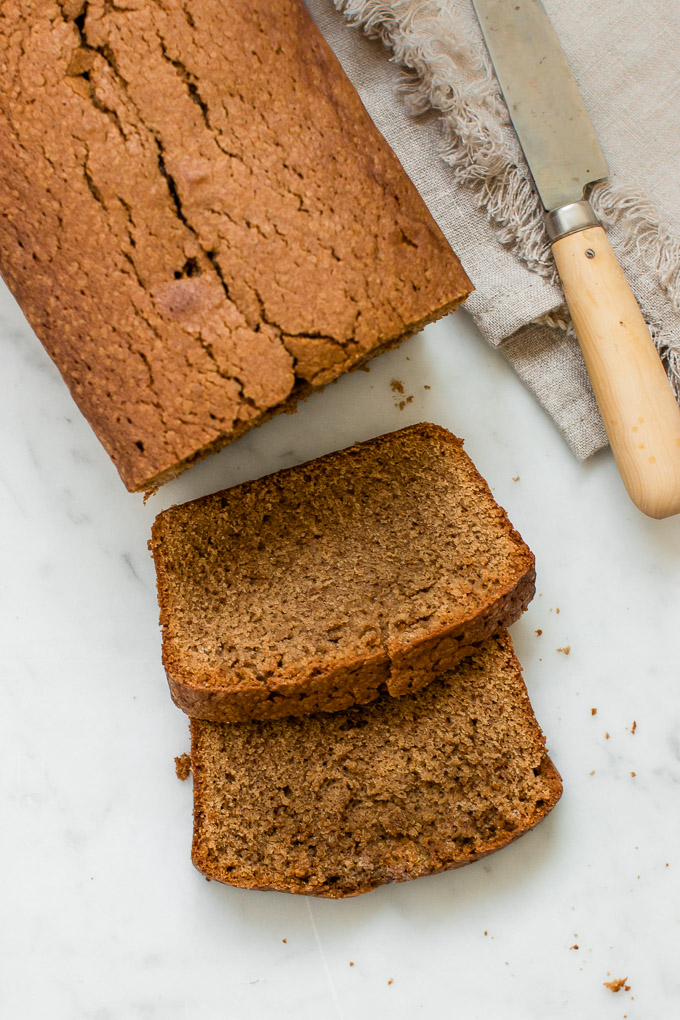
[0,0,471,491]
[151,424,535,721]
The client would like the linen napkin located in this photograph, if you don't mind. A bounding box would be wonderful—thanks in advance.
[305,0,680,459]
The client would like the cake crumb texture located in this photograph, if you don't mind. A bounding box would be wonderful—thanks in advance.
[0,0,471,491]
[174,752,191,781]
[190,632,562,897]
[603,977,629,993]
[151,424,536,721]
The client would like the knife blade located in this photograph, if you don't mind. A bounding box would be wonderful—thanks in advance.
[473,0,680,519]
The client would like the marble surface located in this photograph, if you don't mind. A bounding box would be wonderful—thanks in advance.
[2,273,680,1020]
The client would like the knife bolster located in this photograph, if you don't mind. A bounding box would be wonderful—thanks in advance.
[545,200,601,241]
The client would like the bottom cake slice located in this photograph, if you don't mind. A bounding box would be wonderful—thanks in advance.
[189,632,562,897]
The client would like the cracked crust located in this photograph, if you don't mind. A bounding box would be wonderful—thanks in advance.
[0,0,472,491]
[151,424,536,722]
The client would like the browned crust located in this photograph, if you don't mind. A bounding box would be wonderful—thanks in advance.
[0,1,471,492]
[188,633,563,897]
[151,423,535,722]
[139,296,468,494]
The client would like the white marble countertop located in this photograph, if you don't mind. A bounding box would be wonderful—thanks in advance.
[2,275,679,1019]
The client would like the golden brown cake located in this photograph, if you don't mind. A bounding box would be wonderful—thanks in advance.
[189,632,562,897]
[151,424,536,721]
[0,0,471,490]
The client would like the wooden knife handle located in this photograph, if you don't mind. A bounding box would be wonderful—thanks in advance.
[552,225,680,519]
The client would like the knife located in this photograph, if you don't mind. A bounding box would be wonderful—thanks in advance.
[472,0,680,518]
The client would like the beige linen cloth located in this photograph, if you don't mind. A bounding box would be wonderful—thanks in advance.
[306,0,680,459]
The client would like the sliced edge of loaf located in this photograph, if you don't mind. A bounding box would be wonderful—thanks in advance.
[152,424,536,723]
[189,631,562,897]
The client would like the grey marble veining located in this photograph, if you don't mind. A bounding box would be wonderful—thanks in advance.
[2,274,680,1019]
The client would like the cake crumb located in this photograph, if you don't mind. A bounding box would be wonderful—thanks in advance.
[424,384,431,390]
[603,978,629,993]
[605,732,610,739]
[484,930,488,936]
[556,607,560,614]
[398,400,406,410]
[589,770,595,775]
[512,476,520,482]
[535,629,542,636]
[282,938,287,943]
[557,646,571,655]
[570,944,579,950]
[388,978,393,985]
[631,771,636,777]
[631,720,637,734]
[591,707,597,715]
[390,379,404,394]
[174,753,191,780]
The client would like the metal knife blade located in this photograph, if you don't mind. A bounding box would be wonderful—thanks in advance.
[472,0,609,212]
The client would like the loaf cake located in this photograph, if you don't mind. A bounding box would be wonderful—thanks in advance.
[0,0,471,492]
[189,632,562,897]
[151,424,536,722]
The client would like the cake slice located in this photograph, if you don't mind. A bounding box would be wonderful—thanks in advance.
[0,0,471,491]
[151,424,536,722]
[189,632,562,897]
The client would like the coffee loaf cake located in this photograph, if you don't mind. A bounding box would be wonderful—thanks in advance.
[151,424,536,722]
[0,0,471,491]
[189,632,562,897]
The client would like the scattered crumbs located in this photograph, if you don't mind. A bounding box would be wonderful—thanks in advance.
[557,646,571,655]
[349,961,354,967]
[591,707,597,716]
[605,732,610,740]
[390,379,405,394]
[423,384,431,390]
[589,770,595,776]
[398,400,406,410]
[536,629,543,636]
[570,944,579,950]
[512,476,520,482]
[484,930,488,936]
[603,978,630,993]
[666,862,669,867]
[631,771,637,777]
[388,978,394,985]
[556,607,560,614]
[174,753,191,781]
[631,720,637,734]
